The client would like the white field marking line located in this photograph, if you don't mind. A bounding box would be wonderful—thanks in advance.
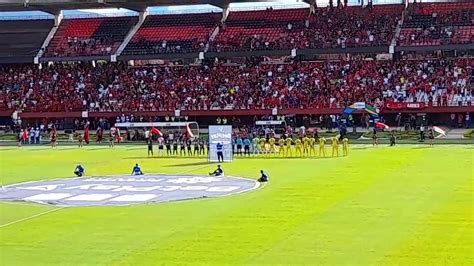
[0,163,259,207]
[0,206,65,229]
[0,164,214,207]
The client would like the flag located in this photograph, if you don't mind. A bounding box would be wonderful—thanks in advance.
[116,128,121,143]
[433,126,446,136]
[375,122,389,129]
[84,123,90,144]
[22,128,28,141]
[150,127,162,137]
[343,106,356,115]
[185,123,194,139]
[365,105,379,116]
[51,126,57,140]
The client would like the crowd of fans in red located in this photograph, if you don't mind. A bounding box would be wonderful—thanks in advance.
[211,5,402,52]
[0,57,471,113]
[28,4,472,57]
[398,3,474,46]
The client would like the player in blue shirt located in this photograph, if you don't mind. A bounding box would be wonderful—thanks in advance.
[132,163,143,175]
[243,137,251,156]
[236,137,243,156]
[216,142,224,162]
[74,164,85,177]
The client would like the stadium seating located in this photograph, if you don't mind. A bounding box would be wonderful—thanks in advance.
[398,2,474,46]
[123,13,221,55]
[0,57,471,112]
[210,5,403,51]
[211,8,309,51]
[0,19,54,60]
[302,5,403,49]
[45,16,137,57]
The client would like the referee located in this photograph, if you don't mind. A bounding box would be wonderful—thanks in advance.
[216,142,224,162]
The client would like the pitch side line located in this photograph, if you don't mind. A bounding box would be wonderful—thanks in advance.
[0,207,65,229]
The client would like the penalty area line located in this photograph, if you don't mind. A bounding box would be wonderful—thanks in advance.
[0,207,65,229]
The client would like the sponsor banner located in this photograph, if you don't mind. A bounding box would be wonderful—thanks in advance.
[208,125,233,162]
[255,120,285,126]
[385,102,426,110]
[0,174,259,207]
[352,102,366,109]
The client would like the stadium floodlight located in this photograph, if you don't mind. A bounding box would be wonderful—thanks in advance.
[115,121,200,139]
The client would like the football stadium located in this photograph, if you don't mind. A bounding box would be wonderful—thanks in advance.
[0,0,473,265]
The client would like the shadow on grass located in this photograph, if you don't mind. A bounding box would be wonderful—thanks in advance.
[27,147,77,151]
[122,155,342,161]
[122,156,209,160]
[164,161,215,167]
[412,146,433,149]
[232,156,341,160]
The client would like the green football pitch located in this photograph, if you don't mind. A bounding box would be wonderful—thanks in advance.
[0,144,473,265]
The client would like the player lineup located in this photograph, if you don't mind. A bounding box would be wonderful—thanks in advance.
[142,134,349,158]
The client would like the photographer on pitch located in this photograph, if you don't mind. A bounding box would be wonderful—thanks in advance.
[209,165,224,176]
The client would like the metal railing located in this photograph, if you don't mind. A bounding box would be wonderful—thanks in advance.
[228,4,310,12]
[0,14,53,20]
[148,6,222,15]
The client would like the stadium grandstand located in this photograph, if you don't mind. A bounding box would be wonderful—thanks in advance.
[1,1,473,265]
[0,0,472,126]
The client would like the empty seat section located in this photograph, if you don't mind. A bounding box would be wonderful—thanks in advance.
[0,19,53,59]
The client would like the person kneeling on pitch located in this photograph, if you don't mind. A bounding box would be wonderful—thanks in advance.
[74,164,85,177]
[209,165,224,177]
[132,163,144,175]
[258,170,269,182]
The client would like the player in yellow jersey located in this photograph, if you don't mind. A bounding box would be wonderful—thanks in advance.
[295,138,303,157]
[331,137,339,157]
[258,137,266,156]
[278,138,285,157]
[269,136,276,155]
[318,137,326,157]
[285,137,293,157]
[302,135,310,156]
[309,135,316,156]
[342,137,349,156]
[252,137,260,156]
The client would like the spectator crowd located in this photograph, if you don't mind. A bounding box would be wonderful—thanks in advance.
[211,6,402,52]
[0,57,472,113]
[399,5,474,46]
[28,4,471,57]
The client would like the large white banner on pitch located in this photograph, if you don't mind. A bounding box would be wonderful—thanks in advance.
[208,125,233,162]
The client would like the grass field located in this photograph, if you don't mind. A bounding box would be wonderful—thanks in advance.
[0,144,473,265]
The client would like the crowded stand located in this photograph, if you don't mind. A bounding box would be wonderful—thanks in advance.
[0,57,472,113]
[211,8,309,52]
[3,3,468,58]
[123,13,221,55]
[398,2,474,46]
[302,5,403,49]
[210,5,403,51]
[45,16,138,57]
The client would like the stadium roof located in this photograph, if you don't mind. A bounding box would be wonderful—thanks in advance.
[0,0,308,13]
